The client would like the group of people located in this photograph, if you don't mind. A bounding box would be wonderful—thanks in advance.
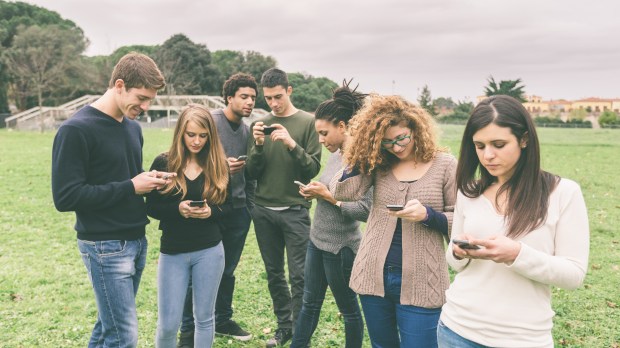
[51,52,590,348]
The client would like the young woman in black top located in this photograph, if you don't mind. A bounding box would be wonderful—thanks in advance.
[147,104,230,348]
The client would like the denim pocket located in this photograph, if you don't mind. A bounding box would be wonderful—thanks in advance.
[96,240,127,257]
[77,240,93,284]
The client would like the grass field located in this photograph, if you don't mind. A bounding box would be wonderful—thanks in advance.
[0,125,618,347]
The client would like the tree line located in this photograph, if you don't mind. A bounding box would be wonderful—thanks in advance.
[0,1,337,115]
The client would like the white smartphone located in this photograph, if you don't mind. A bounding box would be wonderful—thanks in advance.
[293,180,307,188]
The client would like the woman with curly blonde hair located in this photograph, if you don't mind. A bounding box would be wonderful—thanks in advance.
[332,94,457,347]
[146,104,231,348]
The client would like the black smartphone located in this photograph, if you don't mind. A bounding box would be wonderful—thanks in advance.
[452,239,481,250]
[237,155,248,161]
[386,204,404,211]
[263,126,275,135]
[189,200,206,207]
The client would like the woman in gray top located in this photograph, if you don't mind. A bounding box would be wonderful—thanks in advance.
[290,80,372,348]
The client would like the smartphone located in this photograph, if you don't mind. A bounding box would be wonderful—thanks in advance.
[263,126,275,135]
[237,155,248,161]
[452,239,481,250]
[293,180,307,188]
[386,204,404,211]
[189,200,206,207]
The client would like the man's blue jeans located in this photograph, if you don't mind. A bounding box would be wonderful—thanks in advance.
[77,236,148,348]
[290,241,363,348]
[359,266,441,348]
[180,207,252,332]
[156,243,225,348]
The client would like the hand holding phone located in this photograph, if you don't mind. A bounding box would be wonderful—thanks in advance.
[189,200,206,207]
[386,204,404,211]
[452,239,481,250]
[237,155,248,161]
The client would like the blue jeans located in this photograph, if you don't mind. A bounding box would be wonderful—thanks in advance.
[156,243,224,348]
[77,236,148,348]
[437,319,491,348]
[359,266,441,348]
[180,207,252,332]
[291,242,364,348]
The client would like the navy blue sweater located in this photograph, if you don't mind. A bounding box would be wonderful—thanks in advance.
[51,105,148,241]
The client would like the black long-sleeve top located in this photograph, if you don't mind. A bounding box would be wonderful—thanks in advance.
[146,153,232,254]
[51,105,148,241]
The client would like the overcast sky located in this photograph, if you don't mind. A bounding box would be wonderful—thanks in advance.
[21,0,620,102]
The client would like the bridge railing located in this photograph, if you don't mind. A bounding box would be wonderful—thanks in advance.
[5,94,270,131]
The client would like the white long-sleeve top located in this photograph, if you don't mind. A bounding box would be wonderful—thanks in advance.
[441,178,589,348]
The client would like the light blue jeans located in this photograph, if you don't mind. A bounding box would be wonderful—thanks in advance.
[155,243,225,348]
[77,236,148,348]
[437,319,491,348]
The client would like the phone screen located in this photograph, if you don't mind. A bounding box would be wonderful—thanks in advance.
[189,201,206,207]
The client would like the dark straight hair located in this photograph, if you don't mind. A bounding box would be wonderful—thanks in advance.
[260,68,289,89]
[456,95,558,238]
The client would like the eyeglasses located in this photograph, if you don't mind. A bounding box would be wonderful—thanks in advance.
[381,134,411,149]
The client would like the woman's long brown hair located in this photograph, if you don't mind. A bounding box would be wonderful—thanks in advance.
[456,95,559,238]
[160,104,229,205]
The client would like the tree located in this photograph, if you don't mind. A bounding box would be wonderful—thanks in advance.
[568,108,588,121]
[0,0,84,113]
[153,34,218,95]
[438,100,474,124]
[287,73,338,112]
[3,24,88,113]
[484,76,526,102]
[417,85,437,117]
[211,50,244,90]
[598,110,618,127]
[434,97,456,110]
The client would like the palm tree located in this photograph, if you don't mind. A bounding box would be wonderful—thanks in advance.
[484,76,527,102]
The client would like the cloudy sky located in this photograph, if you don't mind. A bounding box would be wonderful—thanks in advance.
[22,0,620,102]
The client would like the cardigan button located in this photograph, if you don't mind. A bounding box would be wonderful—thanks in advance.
[399,184,407,191]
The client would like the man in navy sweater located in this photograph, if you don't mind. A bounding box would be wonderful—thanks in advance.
[52,52,169,348]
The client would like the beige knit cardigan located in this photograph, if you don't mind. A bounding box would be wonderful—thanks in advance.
[331,152,457,308]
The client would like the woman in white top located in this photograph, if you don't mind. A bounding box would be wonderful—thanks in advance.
[438,95,590,348]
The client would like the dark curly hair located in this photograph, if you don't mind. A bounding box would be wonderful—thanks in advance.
[222,73,258,106]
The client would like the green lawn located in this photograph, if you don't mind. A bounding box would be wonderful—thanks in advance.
[0,125,618,347]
